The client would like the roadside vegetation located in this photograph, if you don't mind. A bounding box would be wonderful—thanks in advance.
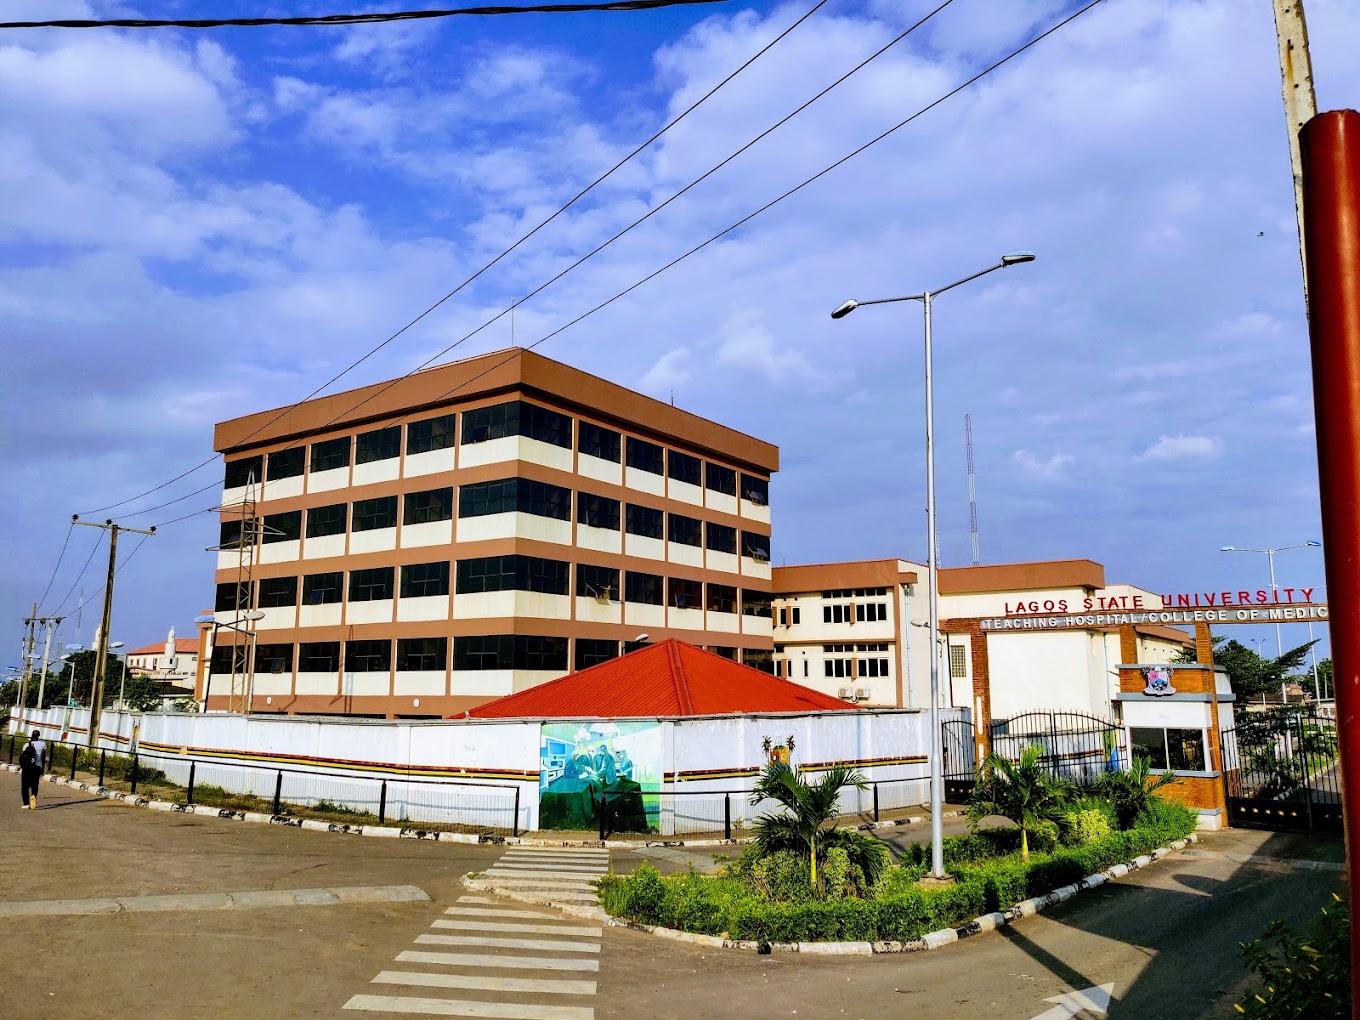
[1235,895,1349,1019]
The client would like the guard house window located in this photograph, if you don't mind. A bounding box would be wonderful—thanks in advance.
[574,638,618,670]
[254,644,293,675]
[218,517,258,550]
[257,576,298,608]
[625,504,664,540]
[625,571,663,605]
[306,504,347,538]
[224,455,262,489]
[214,581,248,613]
[742,531,771,562]
[741,474,769,506]
[404,487,453,525]
[461,400,572,448]
[668,513,702,547]
[855,602,888,622]
[1131,727,1206,772]
[577,493,620,531]
[705,462,736,496]
[707,583,737,615]
[949,644,968,679]
[355,425,401,464]
[626,436,664,475]
[705,522,736,555]
[458,477,570,521]
[310,436,350,474]
[349,566,394,602]
[397,638,446,672]
[669,577,702,609]
[400,561,450,599]
[346,640,391,673]
[668,450,701,486]
[576,563,619,600]
[407,413,456,454]
[263,510,301,544]
[456,555,569,596]
[352,495,398,532]
[266,447,304,481]
[298,641,340,673]
[742,589,772,618]
[579,421,621,462]
[302,572,342,605]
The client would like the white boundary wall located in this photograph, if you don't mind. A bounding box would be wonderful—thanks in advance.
[8,705,965,835]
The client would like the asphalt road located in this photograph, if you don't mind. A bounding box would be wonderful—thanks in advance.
[0,771,1344,1019]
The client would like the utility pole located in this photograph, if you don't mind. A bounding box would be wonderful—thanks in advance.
[34,615,62,710]
[17,604,36,711]
[1273,0,1317,298]
[73,517,155,747]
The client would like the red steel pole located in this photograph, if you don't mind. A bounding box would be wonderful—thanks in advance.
[1300,108,1360,1015]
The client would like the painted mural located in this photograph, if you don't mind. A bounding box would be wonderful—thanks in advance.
[538,721,662,832]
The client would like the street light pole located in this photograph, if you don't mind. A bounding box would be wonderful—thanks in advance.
[1220,540,1321,701]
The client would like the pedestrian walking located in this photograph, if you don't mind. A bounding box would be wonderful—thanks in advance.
[18,729,47,810]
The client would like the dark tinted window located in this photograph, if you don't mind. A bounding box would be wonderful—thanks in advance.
[266,447,304,481]
[254,643,293,674]
[349,567,394,602]
[668,450,701,485]
[577,493,620,530]
[579,421,620,462]
[257,576,297,608]
[210,644,247,674]
[302,572,343,605]
[262,510,301,544]
[669,577,702,609]
[214,581,248,613]
[705,462,736,495]
[398,638,447,671]
[224,455,262,489]
[310,437,350,473]
[305,504,347,538]
[462,400,571,448]
[668,513,702,547]
[742,531,771,561]
[400,561,450,598]
[404,487,453,525]
[742,589,772,618]
[406,413,457,455]
[218,517,258,550]
[456,555,569,596]
[1131,728,1168,770]
[576,564,619,599]
[626,437,664,474]
[743,648,775,674]
[345,640,390,673]
[574,638,618,670]
[625,504,663,539]
[742,474,769,506]
[705,522,737,554]
[625,571,663,605]
[458,478,570,520]
[353,495,398,532]
[298,642,340,672]
[355,425,401,464]
[707,583,737,614]
[455,635,568,671]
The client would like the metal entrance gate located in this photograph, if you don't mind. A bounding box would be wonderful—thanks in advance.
[941,711,1125,801]
[1221,707,1342,833]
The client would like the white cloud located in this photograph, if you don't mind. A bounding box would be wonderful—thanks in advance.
[1139,434,1224,461]
[640,347,692,394]
[1012,450,1074,479]
[713,309,847,389]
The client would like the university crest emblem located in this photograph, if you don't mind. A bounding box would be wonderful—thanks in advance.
[1141,666,1176,697]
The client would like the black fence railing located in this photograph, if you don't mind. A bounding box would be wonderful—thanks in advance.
[1223,706,1342,833]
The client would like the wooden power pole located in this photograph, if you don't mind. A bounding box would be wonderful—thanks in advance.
[1272,0,1318,298]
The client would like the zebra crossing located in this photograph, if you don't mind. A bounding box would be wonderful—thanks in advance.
[343,847,611,1018]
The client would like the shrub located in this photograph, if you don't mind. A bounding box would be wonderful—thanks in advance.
[1061,807,1112,847]
[1235,895,1348,1019]
[967,745,1076,860]
[748,850,815,903]
[1093,755,1178,829]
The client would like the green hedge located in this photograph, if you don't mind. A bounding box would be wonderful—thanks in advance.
[599,799,1197,944]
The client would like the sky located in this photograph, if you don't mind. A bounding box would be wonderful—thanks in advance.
[2,0,1356,665]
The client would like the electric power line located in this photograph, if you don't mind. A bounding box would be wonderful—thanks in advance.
[76,533,154,616]
[51,529,105,618]
[35,520,74,615]
[1,0,728,31]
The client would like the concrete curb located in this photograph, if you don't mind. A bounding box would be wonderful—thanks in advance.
[857,809,965,832]
[464,833,1200,956]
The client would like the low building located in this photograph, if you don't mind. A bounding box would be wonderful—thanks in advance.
[125,630,199,692]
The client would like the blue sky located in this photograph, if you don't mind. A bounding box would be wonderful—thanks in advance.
[2,0,1355,661]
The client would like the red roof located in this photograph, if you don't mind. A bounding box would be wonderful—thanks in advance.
[467,640,858,719]
[127,639,199,656]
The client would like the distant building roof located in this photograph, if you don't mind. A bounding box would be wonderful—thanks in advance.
[126,639,199,657]
[467,640,858,719]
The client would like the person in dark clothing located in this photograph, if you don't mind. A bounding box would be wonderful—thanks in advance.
[18,729,46,809]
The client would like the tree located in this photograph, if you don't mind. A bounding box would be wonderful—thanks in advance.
[1299,658,1332,700]
[48,651,132,708]
[1175,636,1317,702]
[967,744,1075,860]
[1093,755,1179,829]
[749,762,890,894]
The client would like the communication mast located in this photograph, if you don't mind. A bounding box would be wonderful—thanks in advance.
[965,414,980,567]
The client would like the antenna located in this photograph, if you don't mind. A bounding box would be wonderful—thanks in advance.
[965,414,980,567]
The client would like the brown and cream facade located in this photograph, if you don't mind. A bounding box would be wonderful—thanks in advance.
[204,348,777,718]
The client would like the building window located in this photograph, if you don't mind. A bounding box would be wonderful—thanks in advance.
[514,635,569,671]
[218,517,258,550]
[462,400,571,448]
[625,504,664,540]
[576,563,619,600]
[302,572,343,605]
[355,425,401,464]
[262,510,301,544]
[456,555,569,596]
[310,436,351,474]
[349,566,394,602]
[741,474,769,506]
[400,561,450,598]
[705,462,736,496]
[298,642,340,672]
[266,447,305,481]
[574,638,618,670]
[406,413,457,455]
[803,659,809,677]
[306,503,347,538]
[669,577,702,609]
[743,648,774,674]
[345,639,391,673]
[742,531,771,562]
[453,635,566,671]
[577,493,620,531]
[705,522,736,555]
[397,638,446,672]
[742,590,772,618]
[824,605,849,624]
[579,421,620,462]
[458,477,570,520]
[254,644,293,675]
[710,646,737,661]
[707,583,737,614]
[210,644,247,674]
[257,576,298,608]
[949,644,968,679]
[1131,727,1206,772]
[214,581,248,613]
[224,455,263,489]
[352,495,398,532]
[855,602,888,622]
[625,571,663,605]
[792,607,801,625]
[625,436,664,475]
[668,450,701,486]
[404,487,453,525]
[668,513,702,547]
[859,658,890,678]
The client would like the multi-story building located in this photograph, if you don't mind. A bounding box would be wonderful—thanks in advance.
[126,630,199,691]
[204,348,778,719]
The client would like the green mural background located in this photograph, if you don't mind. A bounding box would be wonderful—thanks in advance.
[539,721,662,831]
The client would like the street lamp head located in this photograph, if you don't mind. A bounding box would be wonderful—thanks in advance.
[830,299,859,319]
[108,642,124,649]
[243,610,266,622]
[193,614,216,624]
[1000,251,1036,266]
[1306,540,1322,547]
[633,633,650,643]
[1220,546,1235,552]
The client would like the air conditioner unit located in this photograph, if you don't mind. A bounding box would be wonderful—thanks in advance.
[838,687,855,700]
[854,688,869,701]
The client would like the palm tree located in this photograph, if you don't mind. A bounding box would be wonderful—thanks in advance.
[1093,754,1178,829]
[967,744,1075,860]
[749,763,890,894]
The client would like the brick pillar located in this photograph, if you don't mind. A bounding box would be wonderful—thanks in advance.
[941,618,991,758]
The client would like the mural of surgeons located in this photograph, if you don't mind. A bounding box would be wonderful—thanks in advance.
[539,721,660,832]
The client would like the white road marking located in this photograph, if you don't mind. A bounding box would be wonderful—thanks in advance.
[343,994,594,1019]
[417,934,600,954]
[370,970,597,995]
[485,863,605,873]
[444,907,562,920]
[395,951,598,972]
[433,919,603,937]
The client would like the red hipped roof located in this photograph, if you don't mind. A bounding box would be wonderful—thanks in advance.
[126,639,199,656]
[467,640,858,719]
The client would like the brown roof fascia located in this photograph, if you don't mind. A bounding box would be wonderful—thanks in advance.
[937,559,1106,595]
[214,348,778,474]
[772,559,919,592]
